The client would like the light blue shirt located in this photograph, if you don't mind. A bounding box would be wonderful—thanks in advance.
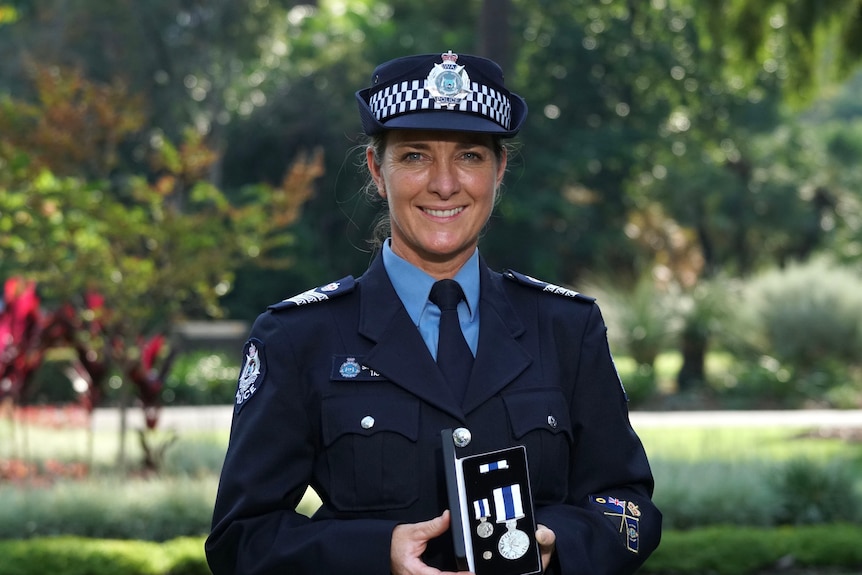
[381,239,480,359]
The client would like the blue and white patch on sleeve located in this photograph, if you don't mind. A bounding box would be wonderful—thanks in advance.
[235,338,267,413]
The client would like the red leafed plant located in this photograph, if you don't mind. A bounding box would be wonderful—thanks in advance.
[0,277,44,402]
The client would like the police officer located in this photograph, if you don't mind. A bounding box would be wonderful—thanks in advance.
[206,51,661,575]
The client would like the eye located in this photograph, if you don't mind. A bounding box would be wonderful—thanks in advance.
[460,150,486,162]
[399,151,424,162]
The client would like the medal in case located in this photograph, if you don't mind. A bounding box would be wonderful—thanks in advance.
[493,485,529,561]
[473,498,494,538]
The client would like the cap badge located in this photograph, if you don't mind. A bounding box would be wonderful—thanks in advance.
[425,50,471,109]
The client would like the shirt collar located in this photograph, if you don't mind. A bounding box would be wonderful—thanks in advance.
[382,239,480,325]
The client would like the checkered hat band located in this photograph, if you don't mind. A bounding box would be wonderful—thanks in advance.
[369,79,512,129]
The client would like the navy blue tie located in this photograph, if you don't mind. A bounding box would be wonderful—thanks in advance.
[429,279,473,402]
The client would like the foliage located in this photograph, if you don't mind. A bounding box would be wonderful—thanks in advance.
[590,274,676,368]
[0,64,145,180]
[652,456,862,529]
[163,352,239,406]
[1,0,862,404]
[737,258,862,402]
[772,458,862,525]
[0,63,321,440]
[641,524,862,574]
[0,536,205,575]
[641,425,862,529]
[3,524,862,575]
[0,476,218,541]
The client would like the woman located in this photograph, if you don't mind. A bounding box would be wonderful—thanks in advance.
[206,51,661,575]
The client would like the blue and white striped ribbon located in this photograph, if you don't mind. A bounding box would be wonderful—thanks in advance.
[479,459,508,474]
[493,483,525,523]
[473,498,490,519]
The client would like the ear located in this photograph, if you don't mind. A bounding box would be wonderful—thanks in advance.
[366,147,386,198]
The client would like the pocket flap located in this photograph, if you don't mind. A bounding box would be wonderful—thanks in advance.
[322,394,420,446]
[502,388,572,440]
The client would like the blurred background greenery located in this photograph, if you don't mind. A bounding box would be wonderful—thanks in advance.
[2,0,862,410]
[2,1,862,572]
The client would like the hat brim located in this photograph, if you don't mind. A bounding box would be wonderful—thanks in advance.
[356,89,527,138]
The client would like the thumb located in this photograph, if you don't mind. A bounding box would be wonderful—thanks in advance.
[422,509,451,538]
[536,524,556,546]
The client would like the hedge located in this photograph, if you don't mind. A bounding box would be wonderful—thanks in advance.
[0,536,208,575]
[641,524,862,574]
[1,525,862,575]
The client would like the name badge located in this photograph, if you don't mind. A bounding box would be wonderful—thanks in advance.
[331,355,385,381]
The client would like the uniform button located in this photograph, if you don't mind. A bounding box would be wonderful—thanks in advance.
[452,427,472,448]
[360,415,375,429]
[547,415,558,428]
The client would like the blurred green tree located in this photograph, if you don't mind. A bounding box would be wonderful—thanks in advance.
[0,65,320,447]
[2,0,862,399]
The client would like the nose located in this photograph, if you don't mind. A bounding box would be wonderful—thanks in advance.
[428,159,460,199]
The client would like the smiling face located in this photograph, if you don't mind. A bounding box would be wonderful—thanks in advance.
[367,129,507,278]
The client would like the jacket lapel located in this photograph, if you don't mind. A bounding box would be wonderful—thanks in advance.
[357,256,464,419]
[356,255,533,418]
[462,263,532,414]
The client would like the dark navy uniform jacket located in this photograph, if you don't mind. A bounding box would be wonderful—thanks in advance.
[205,255,661,574]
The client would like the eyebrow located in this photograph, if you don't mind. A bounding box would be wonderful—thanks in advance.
[392,140,488,150]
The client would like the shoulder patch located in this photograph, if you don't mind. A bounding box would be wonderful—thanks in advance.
[590,495,642,554]
[267,276,356,311]
[503,269,595,302]
[235,338,266,413]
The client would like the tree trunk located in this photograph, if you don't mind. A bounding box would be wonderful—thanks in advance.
[479,0,511,69]
[677,328,707,392]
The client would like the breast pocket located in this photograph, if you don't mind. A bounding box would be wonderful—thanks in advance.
[502,388,573,504]
[321,393,420,511]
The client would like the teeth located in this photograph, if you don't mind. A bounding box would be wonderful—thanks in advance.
[425,207,463,218]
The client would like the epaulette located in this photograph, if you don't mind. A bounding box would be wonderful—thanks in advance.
[503,269,595,303]
[267,276,356,311]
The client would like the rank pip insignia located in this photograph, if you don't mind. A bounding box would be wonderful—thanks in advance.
[425,50,471,109]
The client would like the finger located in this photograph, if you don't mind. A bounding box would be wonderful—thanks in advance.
[419,509,451,539]
[535,524,556,547]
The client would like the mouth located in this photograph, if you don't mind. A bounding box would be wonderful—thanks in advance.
[423,206,465,218]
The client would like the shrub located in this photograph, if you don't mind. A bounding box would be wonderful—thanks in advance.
[738,258,862,404]
[162,434,228,477]
[0,537,208,575]
[163,352,239,406]
[640,524,862,574]
[0,537,167,575]
[651,458,783,529]
[772,458,861,525]
[589,275,675,369]
[0,477,217,541]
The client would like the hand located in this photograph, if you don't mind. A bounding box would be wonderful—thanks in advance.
[391,510,474,575]
[536,524,556,572]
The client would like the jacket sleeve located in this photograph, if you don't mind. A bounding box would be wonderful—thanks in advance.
[204,312,398,575]
[536,304,662,575]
